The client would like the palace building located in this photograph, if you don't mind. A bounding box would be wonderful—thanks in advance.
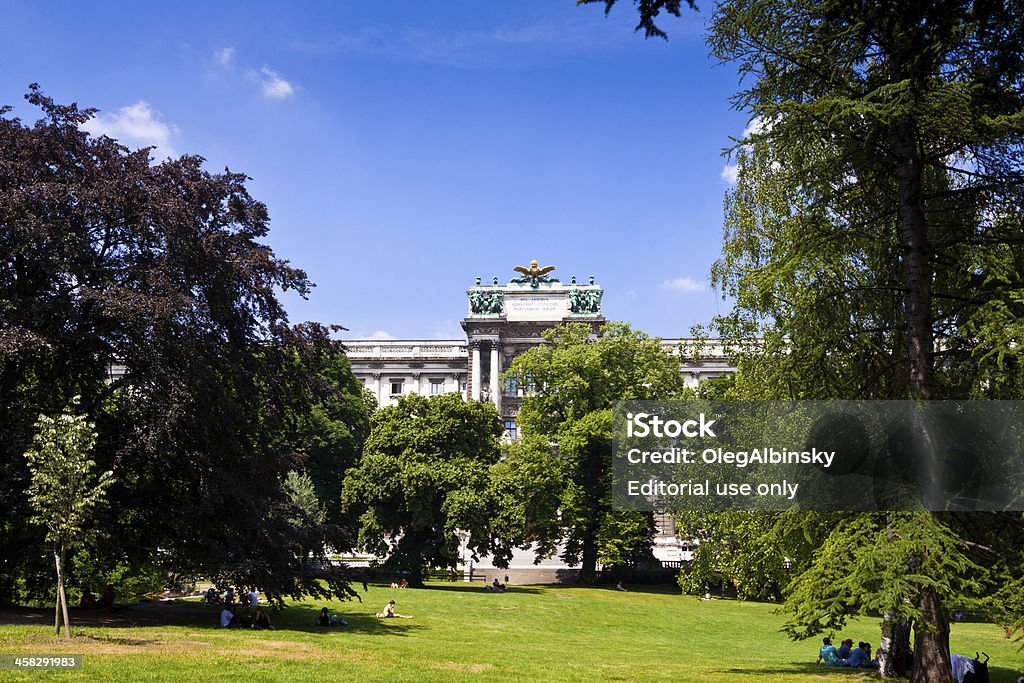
[345,261,735,444]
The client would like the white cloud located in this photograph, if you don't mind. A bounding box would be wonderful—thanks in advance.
[361,330,396,341]
[660,277,705,293]
[721,117,774,185]
[259,66,295,99]
[215,47,235,68]
[82,102,177,159]
[742,116,768,139]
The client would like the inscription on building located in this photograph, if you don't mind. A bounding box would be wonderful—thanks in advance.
[504,293,568,321]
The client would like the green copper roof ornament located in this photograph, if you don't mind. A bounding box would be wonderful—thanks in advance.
[569,288,603,314]
[468,289,504,315]
[511,260,559,288]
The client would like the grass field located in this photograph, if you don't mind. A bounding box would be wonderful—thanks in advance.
[1,583,1020,682]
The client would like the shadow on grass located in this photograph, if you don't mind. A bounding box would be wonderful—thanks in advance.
[597,584,684,596]
[0,601,422,637]
[725,663,873,677]
[415,583,545,595]
[987,666,1024,683]
[727,664,1024,683]
[727,662,1023,682]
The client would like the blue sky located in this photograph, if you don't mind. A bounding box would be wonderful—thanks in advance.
[1,0,749,340]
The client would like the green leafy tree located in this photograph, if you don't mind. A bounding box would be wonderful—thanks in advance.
[342,393,502,587]
[503,322,686,582]
[267,333,374,531]
[24,400,113,637]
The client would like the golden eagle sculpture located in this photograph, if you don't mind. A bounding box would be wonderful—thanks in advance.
[511,260,559,288]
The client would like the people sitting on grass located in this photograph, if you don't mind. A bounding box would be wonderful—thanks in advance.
[220,606,235,628]
[79,588,97,608]
[486,578,506,592]
[204,588,220,604]
[615,581,628,592]
[376,599,412,618]
[222,587,234,604]
[397,578,409,589]
[848,642,878,669]
[818,637,879,668]
[247,588,259,608]
[817,637,842,666]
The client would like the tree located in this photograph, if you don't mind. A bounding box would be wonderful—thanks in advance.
[1,87,363,606]
[580,2,1024,678]
[577,0,697,40]
[707,3,1024,679]
[502,322,686,582]
[342,393,502,587]
[266,331,374,532]
[23,399,113,637]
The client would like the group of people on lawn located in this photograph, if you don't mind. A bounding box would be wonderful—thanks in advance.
[817,637,878,668]
[214,587,274,630]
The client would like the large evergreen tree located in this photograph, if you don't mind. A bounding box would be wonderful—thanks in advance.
[582,1,1024,678]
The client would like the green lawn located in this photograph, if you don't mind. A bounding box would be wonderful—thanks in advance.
[1,584,1020,682]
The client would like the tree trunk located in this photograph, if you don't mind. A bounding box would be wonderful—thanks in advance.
[54,547,71,638]
[910,585,953,683]
[878,615,913,677]
[579,532,598,584]
[894,115,954,683]
[577,436,607,584]
[409,562,425,589]
[53,572,60,635]
[893,119,935,401]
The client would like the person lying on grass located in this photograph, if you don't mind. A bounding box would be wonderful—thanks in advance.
[376,600,412,618]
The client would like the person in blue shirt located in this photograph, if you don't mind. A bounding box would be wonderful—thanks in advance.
[848,642,878,668]
[837,638,854,659]
[817,637,842,666]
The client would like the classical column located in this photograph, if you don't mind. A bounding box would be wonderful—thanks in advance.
[470,342,481,402]
[490,342,501,414]
[372,373,382,405]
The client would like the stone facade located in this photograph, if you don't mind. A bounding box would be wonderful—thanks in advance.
[345,267,736,445]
